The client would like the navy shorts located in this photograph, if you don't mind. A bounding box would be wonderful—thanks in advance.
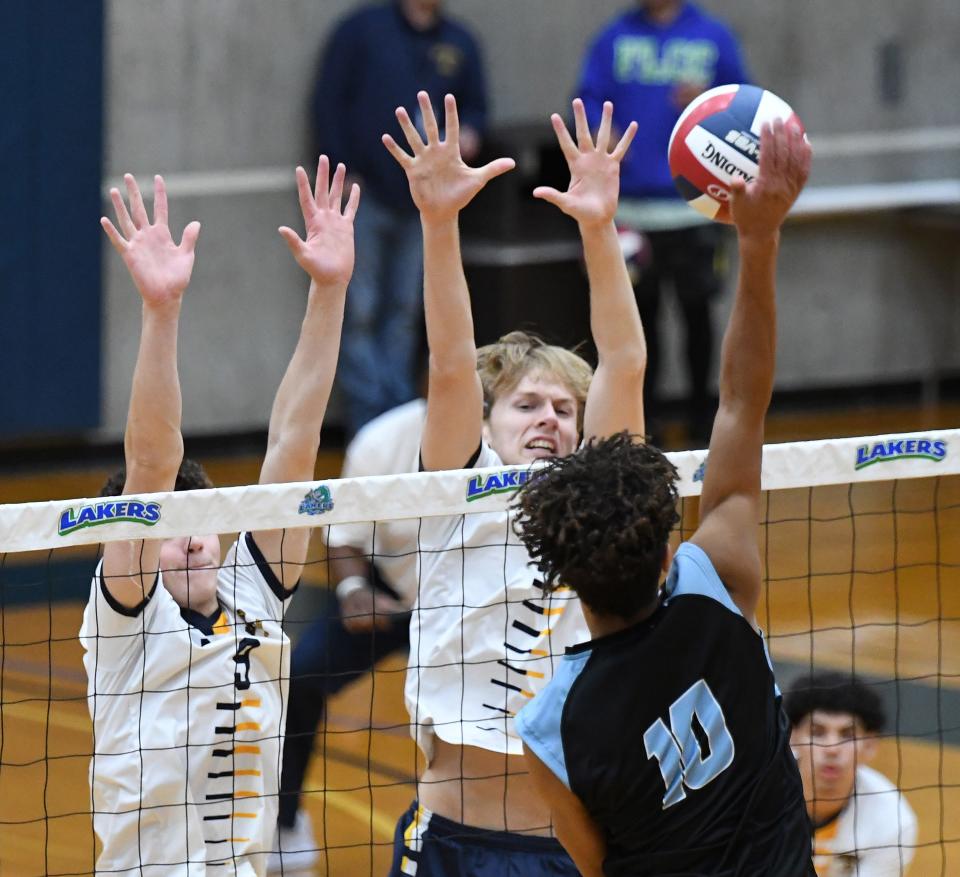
[388,800,579,877]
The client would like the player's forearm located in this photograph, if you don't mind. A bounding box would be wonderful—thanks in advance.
[327,544,370,584]
[260,280,347,484]
[580,220,646,373]
[124,302,184,487]
[422,219,478,377]
[718,232,779,420]
[579,220,646,438]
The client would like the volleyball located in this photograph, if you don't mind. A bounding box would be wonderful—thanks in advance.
[668,83,805,223]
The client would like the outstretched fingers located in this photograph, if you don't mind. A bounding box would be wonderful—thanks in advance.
[278,225,304,256]
[110,187,136,238]
[343,182,361,221]
[124,174,149,228]
[312,155,330,205]
[596,101,613,152]
[153,175,168,226]
[443,93,459,148]
[328,162,346,211]
[572,98,592,152]
[395,106,425,155]
[382,133,413,169]
[100,216,127,254]
[757,121,781,183]
[532,186,565,210]
[550,113,579,163]
[789,124,812,190]
[293,165,316,225]
[479,156,516,185]
[418,91,440,144]
[611,121,639,161]
[179,220,201,254]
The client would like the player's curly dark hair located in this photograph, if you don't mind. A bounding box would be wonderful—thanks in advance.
[783,671,886,733]
[100,458,214,497]
[514,431,680,619]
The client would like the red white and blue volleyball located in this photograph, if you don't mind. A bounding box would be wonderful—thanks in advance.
[668,84,805,223]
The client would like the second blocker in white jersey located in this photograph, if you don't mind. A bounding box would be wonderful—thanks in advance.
[407,443,588,760]
[80,532,294,877]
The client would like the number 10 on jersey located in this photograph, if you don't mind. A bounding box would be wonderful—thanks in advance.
[643,679,735,808]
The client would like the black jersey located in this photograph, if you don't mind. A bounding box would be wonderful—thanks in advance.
[516,542,814,877]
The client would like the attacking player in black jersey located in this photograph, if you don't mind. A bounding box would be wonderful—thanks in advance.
[513,119,814,877]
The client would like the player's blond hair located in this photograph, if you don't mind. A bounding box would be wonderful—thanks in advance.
[476,331,593,431]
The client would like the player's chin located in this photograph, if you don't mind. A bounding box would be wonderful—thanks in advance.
[522,447,558,462]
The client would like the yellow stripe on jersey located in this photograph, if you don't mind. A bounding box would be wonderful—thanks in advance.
[530,649,548,657]
[813,818,840,876]
[234,813,257,819]
[542,607,566,616]
[235,745,260,755]
[235,722,260,732]
[235,769,261,777]
[213,612,230,634]
[235,790,259,798]
[526,671,545,679]
[241,698,261,708]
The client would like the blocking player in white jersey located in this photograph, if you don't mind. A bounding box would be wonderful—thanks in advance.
[80,160,358,876]
[785,672,918,876]
[381,91,646,876]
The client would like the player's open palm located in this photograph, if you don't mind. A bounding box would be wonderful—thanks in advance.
[279,156,360,288]
[729,119,811,237]
[101,174,200,308]
[535,99,638,228]
[383,91,515,224]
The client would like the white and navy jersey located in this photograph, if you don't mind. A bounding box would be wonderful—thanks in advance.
[326,397,426,606]
[407,442,587,761]
[516,542,814,877]
[812,766,917,876]
[79,533,295,877]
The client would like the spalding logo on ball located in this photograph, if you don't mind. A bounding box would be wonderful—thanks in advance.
[668,83,805,223]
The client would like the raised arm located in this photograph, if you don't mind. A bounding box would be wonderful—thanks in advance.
[523,748,607,877]
[534,99,646,441]
[382,91,514,471]
[100,175,201,608]
[690,120,811,622]
[250,157,359,587]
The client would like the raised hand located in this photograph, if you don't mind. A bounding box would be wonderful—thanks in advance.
[534,99,637,229]
[729,119,811,238]
[101,174,200,308]
[382,91,515,224]
[279,156,360,287]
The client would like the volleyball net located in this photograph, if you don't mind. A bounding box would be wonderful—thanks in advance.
[0,428,958,875]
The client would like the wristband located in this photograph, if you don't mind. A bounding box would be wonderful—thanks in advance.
[336,575,370,602]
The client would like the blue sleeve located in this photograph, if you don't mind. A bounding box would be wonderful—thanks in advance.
[712,26,750,86]
[311,15,362,163]
[575,32,612,129]
[514,652,590,788]
[455,34,489,136]
[665,542,743,618]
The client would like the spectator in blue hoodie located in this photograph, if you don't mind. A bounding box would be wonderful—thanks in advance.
[312,0,489,437]
[577,0,749,447]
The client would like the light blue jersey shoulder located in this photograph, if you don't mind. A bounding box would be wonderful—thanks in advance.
[514,648,591,789]
[664,542,743,617]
